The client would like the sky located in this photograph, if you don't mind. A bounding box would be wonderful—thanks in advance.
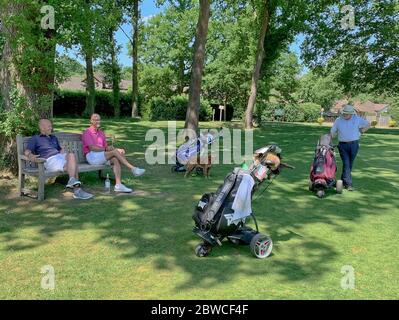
[58,0,305,70]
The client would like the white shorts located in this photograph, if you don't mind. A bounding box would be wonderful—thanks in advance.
[44,153,67,172]
[86,151,109,165]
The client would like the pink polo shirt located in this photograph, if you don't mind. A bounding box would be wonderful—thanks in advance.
[82,127,108,155]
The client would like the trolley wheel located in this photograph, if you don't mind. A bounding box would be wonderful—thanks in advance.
[195,243,212,257]
[336,180,343,194]
[250,233,273,259]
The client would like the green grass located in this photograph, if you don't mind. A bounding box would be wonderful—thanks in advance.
[1,119,398,299]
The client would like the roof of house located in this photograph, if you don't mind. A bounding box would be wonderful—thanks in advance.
[59,74,131,91]
[332,99,389,113]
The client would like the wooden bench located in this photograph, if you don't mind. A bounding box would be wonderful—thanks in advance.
[16,132,114,201]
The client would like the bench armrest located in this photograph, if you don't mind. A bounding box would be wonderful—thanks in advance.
[19,154,46,163]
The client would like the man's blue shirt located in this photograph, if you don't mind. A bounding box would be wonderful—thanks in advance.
[26,134,62,159]
[331,115,369,142]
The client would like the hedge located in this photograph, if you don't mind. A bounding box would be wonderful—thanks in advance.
[260,102,322,123]
[142,95,213,121]
[53,90,142,117]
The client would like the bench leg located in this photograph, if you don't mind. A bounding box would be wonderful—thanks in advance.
[38,175,45,201]
[38,163,46,201]
[18,172,25,196]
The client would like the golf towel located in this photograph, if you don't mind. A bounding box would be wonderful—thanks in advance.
[231,173,255,223]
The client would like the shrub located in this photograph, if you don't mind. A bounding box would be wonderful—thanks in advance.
[53,89,142,117]
[317,117,325,125]
[388,120,397,127]
[371,120,378,128]
[299,103,322,122]
[142,95,212,121]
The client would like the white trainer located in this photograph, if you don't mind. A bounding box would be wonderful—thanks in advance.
[131,167,145,177]
[114,183,133,193]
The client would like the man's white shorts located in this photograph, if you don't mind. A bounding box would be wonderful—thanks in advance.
[44,153,67,172]
[86,151,109,165]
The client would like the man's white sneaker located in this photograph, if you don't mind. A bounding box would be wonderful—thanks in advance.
[114,184,133,193]
[73,188,94,200]
[131,167,145,177]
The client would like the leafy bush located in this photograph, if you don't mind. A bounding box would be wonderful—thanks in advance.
[299,103,322,122]
[260,103,302,122]
[53,90,142,117]
[142,95,212,121]
[317,117,325,125]
[389,120,397,127]
[371,120,378,127]
[0,87,42,138]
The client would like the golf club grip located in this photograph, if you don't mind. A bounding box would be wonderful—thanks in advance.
[281,162,295,169]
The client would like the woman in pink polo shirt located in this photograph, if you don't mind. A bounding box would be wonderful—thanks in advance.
[82,113,145,193]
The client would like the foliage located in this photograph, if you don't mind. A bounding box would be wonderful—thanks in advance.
[389,120,397,128]
[297,70,344,110]
[302,0,399,95]
[203,3,257,118]
[142,95,212,121]
[136,1,198,95]
[0,87,44,138]
[55,55,85,79]
[370,120,378,128]
[317,117,325,125]
[300,102,322,122]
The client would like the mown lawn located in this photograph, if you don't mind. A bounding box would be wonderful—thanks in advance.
[0,118,398,299]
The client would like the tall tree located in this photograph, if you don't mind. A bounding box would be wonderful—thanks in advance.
[245,0,270,129]
[244,0,333,129]
[131,0,140,118]
[185,0,211,133]
[0,0,59,171]
[302,0,399,95]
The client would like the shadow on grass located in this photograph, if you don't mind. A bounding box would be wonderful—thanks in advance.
[0,119,398,292]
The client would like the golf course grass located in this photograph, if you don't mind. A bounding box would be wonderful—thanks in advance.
[0,119,398,299]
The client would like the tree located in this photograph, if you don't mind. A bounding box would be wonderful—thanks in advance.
[203,2,258,119]
[185,0,211,132]
[0,0,61,171]
[297,70,343,110]
[137,1,198,96]
[245,0,270,129]
[128,0,140,117]
[56,55,85,78]
[244,0,334,129]
[301,0,399,95]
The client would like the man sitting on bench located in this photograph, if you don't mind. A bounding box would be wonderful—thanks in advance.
[24,119,94,200]
[82,113,145,193]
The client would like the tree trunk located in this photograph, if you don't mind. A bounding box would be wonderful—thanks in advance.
[245,0,270,129]
[84,51,96,116]
[178,57,185,94]
[0,1,55,173]
[110,30,120,118]
[184,0,211,133]
[131,0,139,118]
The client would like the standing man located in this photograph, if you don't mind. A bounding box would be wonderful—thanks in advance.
[82,113,146,193]
[330,104,370,191]
[25,119,94,199]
